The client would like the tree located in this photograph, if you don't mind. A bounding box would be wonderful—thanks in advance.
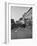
[11,19,15,24]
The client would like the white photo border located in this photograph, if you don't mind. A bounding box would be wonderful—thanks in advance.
[6,2,37,44]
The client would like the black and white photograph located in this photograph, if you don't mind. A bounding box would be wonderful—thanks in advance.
[11,6,32,39]
[0,0,37,45]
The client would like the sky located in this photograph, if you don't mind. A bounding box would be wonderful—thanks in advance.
[11,6,30,21]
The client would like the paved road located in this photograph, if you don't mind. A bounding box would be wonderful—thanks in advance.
[11,27,32,39]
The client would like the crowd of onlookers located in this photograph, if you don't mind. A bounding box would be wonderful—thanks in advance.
[11,19,26,30]
[11,17,32,30]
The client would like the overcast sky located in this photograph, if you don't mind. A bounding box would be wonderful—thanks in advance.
[11,6,30,21]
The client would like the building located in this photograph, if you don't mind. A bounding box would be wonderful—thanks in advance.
[19,7,32,25]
